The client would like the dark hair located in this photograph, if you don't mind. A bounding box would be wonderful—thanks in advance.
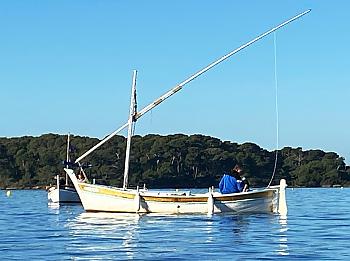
[229,164,242,180]
[233,164,242,172]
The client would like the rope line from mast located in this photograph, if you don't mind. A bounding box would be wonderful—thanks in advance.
[267,32,280,188]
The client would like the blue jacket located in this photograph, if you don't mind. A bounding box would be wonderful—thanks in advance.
[219,174,244,194]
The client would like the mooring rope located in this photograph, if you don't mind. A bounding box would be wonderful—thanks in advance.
[267,32,279,188]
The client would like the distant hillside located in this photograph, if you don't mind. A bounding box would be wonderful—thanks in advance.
[0,133,349,189]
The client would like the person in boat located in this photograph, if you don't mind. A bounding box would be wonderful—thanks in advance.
[219,164,249,194]
[77,171,86,183]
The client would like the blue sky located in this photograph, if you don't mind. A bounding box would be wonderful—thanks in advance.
[1,1,349,163]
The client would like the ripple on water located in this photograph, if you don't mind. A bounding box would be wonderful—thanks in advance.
[1,189,350,260]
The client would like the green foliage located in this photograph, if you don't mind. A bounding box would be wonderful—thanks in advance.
[0,134,349,189]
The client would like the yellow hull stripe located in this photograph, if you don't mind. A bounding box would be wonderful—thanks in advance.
[79,184,135,199]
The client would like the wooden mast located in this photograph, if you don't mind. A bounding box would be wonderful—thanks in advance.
[123,70,138,190]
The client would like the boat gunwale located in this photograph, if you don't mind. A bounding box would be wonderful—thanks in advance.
[78,182,277,202]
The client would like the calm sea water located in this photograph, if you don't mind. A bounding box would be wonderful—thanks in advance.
[1,188,350,260]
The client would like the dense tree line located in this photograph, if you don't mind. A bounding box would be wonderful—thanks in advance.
[0,133,349,189]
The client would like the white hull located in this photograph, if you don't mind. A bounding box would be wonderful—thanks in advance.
[47,186,81,203]
[65,168,283,214]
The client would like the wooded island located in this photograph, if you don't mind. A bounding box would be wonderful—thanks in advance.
[1,133,349,189]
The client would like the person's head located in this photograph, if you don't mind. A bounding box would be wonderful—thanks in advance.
[232,164,243,174]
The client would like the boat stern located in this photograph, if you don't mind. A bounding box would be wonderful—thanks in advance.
[269,179,288,214]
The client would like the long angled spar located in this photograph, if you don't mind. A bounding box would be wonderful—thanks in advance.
[75,9,311,164]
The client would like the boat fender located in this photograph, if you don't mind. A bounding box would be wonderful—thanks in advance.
[207,187,214,215]
[278,179,287,215]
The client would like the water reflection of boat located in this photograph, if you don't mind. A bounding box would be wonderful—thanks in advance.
[277,214,289,256]
[72,212,142,227]
[67,212,142,259]
[65,10,310,215]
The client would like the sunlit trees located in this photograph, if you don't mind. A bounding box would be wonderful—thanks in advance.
[0,134,349,188]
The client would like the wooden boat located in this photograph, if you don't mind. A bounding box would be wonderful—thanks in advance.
[48,134,81,203]
[65,10,310,214]
[65,168,286,214]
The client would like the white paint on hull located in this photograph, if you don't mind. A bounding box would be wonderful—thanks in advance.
[48,187,80,203]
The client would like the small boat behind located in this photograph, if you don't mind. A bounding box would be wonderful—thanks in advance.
[47,133,81,204]
[47,174,80,203]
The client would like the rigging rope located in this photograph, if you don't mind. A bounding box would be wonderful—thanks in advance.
[267,32,280,188]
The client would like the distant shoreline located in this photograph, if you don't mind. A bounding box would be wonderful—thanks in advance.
[2,185,348,191]
[1,186,49,190]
